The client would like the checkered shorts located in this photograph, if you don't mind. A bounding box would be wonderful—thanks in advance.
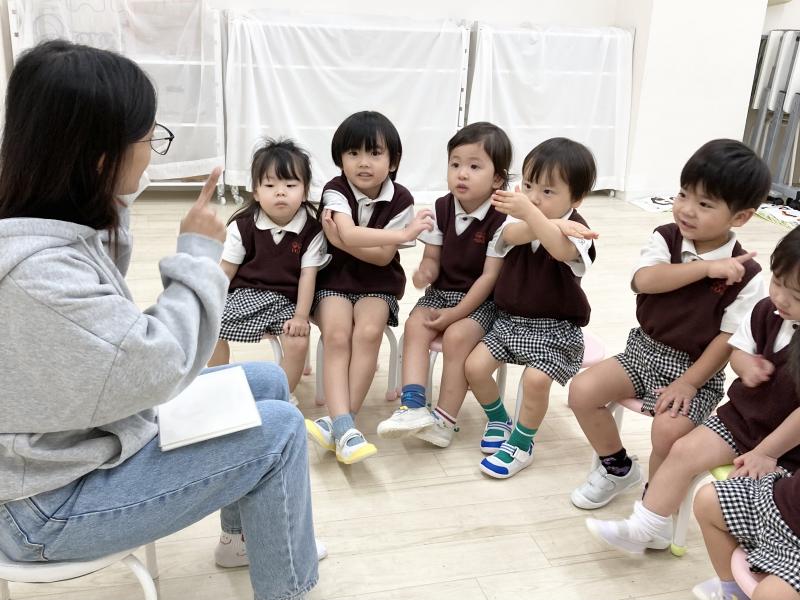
[702,415,741,454]
[715,472,800,593]
[615,327,725,425]
[312,289,400,327]
[219,288,296,342]
[482,311,584,385]
[414,287,497,332]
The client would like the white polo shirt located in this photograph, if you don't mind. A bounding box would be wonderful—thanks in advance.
[418,197,505,258]
[729,306,799,354]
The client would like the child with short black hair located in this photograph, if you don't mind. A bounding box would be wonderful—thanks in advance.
[209,139,328,400]
[465,137,599,478]
[376,122,511,445]
[305,111,433,464]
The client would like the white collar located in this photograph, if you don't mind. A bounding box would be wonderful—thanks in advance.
[254,207,307,233]
[681,231,738,261]
[559,207,575,220]
[773,310,800,330]
[347,178,394,204]
[454,197,493,221]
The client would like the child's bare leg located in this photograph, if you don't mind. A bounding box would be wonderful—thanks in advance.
[279,332,309,392]
[208,339,230,367]
[567,357,636,456]
[465,342,502,406]
[753,577,800,600]
[316,296,354,419]
[649,412,695,477]
[517,367,553,431]
[401,307,440,387]
[694,483,738,580]
[349,297,390,415]
[436,318,485,417]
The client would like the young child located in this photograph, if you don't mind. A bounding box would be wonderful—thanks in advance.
[464,137,599,479]
[208,139,328,399]
[305,111,433,464]
[587,227,800,558]
[569,139,770,510]
[375,122,511,446]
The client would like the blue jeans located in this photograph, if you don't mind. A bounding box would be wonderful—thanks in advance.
[0,362,317,600]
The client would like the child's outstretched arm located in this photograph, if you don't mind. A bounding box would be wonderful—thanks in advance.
[424,257,503,331]
[731,407,800,478]
[653,332,733,417]
[332,209,433,249]
[491,188,581,262]
[321,209,395,266]
[283,266,316,337]
[412,243,441,289]
[633,252,757,294]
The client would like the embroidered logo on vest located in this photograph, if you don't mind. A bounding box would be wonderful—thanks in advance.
[291,241,302,255]
[473,231,486,244]
[710,280,727,295]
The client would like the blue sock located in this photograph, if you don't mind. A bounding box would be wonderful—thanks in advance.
[331,413,355,442]
[401,384,426,409]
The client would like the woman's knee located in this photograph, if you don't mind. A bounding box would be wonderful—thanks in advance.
[239,361,290,402]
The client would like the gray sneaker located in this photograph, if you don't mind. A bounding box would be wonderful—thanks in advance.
[571,460,642,509]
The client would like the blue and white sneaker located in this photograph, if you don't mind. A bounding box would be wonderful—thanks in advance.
[479,442,534,479]
[480,419,513,454]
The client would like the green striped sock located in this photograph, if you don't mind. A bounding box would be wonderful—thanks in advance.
[494,422,537,464]
[481,398,510,437]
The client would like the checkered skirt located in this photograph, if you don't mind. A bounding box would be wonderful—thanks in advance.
[615,327,725,425]
[715,472,800,593]
[312,289,400,327]
[482,311,584,385]
[702,415,741,454]
[219,288,296,342]
[414,287,497,332]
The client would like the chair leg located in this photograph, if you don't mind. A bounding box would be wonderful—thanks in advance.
[144,542,159,580]
[670,472,708,557]
[122,554,158,600]
[513,375,524,424]
[314,337,325,406]
[384,327,399,401]
[267,337,284,366]
[1,579,10,600]
[496,364,507,402]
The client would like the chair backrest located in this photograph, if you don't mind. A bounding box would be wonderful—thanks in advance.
[581,329,606,369]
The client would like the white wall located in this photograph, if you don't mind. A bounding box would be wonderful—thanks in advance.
[764,0,800,31]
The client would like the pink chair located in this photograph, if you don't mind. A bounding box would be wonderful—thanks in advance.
[731,546,766,597]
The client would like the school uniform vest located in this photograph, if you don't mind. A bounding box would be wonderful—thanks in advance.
[316,175,413,298]
[431,194,506,293]
[228,211,322,304]
[493,210,595,326]
[636,223,761,361]
[717,298,800,472]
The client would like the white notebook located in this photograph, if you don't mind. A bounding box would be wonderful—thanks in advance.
[158,366,262,451]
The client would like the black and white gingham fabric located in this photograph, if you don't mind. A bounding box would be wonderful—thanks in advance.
[715,472,800,593]
[702,415,741,454]
[414,286,497,332]
[219,288,296,342]
[482,311,584,385]
[312,289,400,327]
[615,327,725,425]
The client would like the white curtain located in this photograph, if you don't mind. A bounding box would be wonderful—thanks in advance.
[468,24,632,191]
[8,0,225,181]
[224,10,470,203]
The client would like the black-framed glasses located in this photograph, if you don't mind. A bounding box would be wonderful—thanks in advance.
[139,122,174,156]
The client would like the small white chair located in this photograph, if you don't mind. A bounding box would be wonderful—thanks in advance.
[396,333,508,405]
[314,327,400,405]
[0,542,158,600]
[262,334,312,376]
[731,545,766,597]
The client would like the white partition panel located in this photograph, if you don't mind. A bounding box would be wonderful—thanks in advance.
[468,24,632,191]
[224,11,470,203]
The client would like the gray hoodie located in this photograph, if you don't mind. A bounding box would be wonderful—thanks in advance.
[0,215,227,503]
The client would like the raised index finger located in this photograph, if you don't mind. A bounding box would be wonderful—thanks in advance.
[195,167,222,208]
[735,251,757,264]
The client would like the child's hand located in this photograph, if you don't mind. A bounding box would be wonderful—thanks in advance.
[424,307,456,331]
[321,209,344,249]
[653,378,697,417]
[402,209,435,242]
[283,317,310,337]
[491,187,536,220]
[730,450,778,479]
[737,353,775,387]
[412,263,436,289]
[553,219,599,240]
[706,252,757,285]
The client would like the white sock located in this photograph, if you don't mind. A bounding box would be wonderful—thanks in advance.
[632,501,672,537]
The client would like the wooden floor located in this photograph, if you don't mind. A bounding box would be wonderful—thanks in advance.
[10,192,789,600]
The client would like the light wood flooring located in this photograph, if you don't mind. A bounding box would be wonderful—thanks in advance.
[9,192,790,600]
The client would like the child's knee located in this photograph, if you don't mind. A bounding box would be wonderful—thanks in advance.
[692,482,718,520]
[567,370,595,410]
[353,322,384,345]
[323,327,352,351]
[282,334,309,355]
[442,324,476,355]
[652,415,693,457]
[522,369,551,397]
[464,348,489,382]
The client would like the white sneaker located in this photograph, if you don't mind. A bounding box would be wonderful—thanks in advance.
[215,532,328,567]
[571,461,642,509]
[414,412,458,448]
[305,416,334,452]
[336,428,378,464]
[585,502,672,555]
[479,442,534,479]
[377,405,435,439]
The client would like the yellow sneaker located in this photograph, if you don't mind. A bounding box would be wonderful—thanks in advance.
[335,428,377,464]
